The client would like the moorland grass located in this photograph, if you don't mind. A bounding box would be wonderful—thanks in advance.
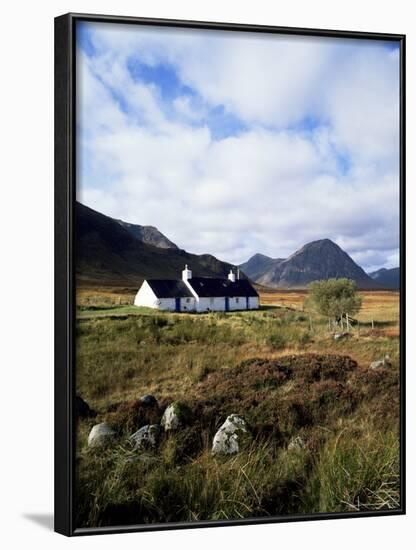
[75,297,400,527]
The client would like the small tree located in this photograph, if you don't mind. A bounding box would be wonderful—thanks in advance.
[307,278,362,332]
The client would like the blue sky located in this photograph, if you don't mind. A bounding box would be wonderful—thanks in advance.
[76,22,400,271]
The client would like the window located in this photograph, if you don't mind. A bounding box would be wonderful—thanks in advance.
[236,297,239,303]
[186,298,191,303]
[210,297,214,305]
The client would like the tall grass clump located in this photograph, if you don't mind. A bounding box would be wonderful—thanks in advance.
[301,424,400,513]
[76,439,311,527]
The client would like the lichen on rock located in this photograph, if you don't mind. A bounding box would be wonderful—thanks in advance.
[212,414,251,455]
[129,424,161,451]
[161,401,191,431]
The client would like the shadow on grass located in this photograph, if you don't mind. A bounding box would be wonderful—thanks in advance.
[358,320,397,328]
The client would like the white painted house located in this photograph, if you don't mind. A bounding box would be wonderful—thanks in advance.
[134,266,259,312]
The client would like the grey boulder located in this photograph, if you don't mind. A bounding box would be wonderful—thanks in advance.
[88,423,115,448]
[161,402,191,431]
[370,355,392,369]
[139,394,158,407]
[212,415,250,455]
[75,395,96,418]
[130,424,161,451]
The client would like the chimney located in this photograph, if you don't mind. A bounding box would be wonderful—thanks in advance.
[228,269,236,283]
[182,264,192,281]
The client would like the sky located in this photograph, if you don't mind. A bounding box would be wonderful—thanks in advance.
[76,22,400,272]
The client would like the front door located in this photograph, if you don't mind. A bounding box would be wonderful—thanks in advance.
[175,297,181,312]
[246,296,249,310]
[225,296,229,311]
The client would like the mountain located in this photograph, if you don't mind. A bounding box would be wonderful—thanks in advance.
[239,253,284,282]
[240,239,377,289]
[116,219,178,250]
[369,267,400,289]
[76,202,237,287]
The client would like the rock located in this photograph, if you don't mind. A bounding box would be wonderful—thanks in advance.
[370,355,392,369]
[139,394,158,407]
[288,435,306,451]
[88,423,115,448]
[129,424,161,451]
[75,395,96,418]
[212,414,250,455]
[161,402,191,431]
[333,332,348,341]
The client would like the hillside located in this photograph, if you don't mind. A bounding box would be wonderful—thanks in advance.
[116,219,179,250]
[369,267,400,289]
[76,202,237,287]
[241,239,378,289]
[239,253,283,281]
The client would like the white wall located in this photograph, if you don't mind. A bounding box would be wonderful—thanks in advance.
[134,280,158,308]
[3,2,413,550]
[196,295,258,312]
[134,282,198,311]
[180,297,196,312]
[197,296,226,312]
[159,298,176,311]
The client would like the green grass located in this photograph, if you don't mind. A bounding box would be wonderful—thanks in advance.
[75,304,400,527]
[77,304,156,319]
[301,423,400,513]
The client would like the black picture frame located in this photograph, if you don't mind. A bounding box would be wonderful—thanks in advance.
[55,12,406,537]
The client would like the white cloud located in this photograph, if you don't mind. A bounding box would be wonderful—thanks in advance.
[76,23,400,272]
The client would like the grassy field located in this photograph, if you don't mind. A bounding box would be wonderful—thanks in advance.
[75,289,401,527]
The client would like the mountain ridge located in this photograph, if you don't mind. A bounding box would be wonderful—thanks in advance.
[116,219,179,250]
[77,203,390,290]
[369,267,400,289]
[239,253,283,283]
[240,239,379,289]
[76,202,239,288]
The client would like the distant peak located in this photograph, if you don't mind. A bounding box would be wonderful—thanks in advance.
[307,238,338,247]
[251,252,274,260]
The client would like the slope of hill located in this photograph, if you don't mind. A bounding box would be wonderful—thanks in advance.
[116,219,178,250]
[242,239,377,289]
[369,267,400,289]
[239,253,283,281]
[76,203,237,287]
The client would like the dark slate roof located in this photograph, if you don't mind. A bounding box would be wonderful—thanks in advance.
[146,279,194,298]
[187,277,258,297]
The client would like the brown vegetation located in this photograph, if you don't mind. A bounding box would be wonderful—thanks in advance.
[75,289,401,527]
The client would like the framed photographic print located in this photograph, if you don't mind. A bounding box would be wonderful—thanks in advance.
[55,13,405,536]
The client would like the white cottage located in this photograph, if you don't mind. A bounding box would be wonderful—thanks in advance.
[134,265,259,312]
